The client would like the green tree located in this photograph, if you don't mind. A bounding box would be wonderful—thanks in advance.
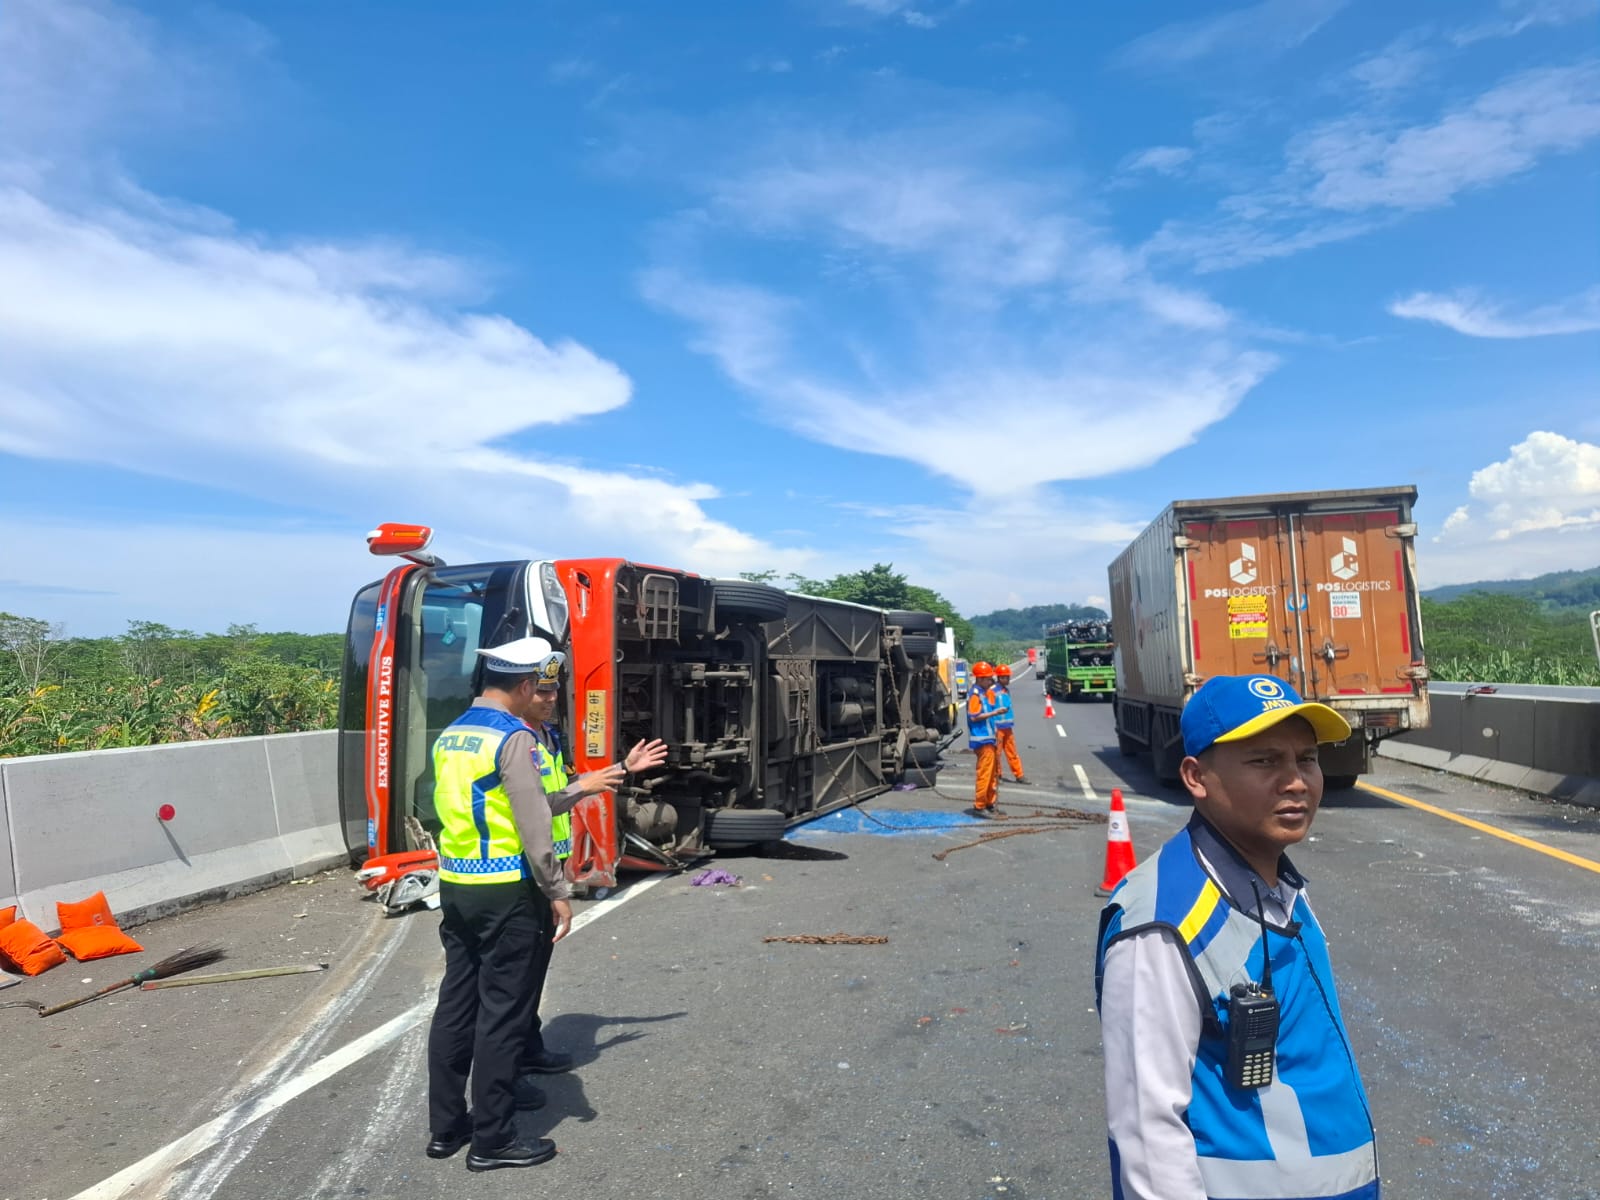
[0,612,65,691]
[779,563,976,650]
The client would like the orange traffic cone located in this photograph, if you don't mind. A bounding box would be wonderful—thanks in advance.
[1094,788,1137,896]
[1043,693,1056,719]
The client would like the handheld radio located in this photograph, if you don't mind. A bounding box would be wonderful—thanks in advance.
[1225,880,1281,1090]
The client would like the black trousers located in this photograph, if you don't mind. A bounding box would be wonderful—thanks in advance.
[427,879,541,1152]
[521,886,556,1064]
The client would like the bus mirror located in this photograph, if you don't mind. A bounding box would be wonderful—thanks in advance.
[367,523,435,557]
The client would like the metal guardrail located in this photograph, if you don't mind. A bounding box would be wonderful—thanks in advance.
[1382,681,1600,808]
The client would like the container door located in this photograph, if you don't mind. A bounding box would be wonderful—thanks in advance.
[1290,509,1415,700]
[1182,517,1304,691]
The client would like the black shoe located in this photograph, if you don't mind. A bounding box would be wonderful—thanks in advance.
[425,1128,471,1159]
[466,1139,557,1171]
[522,1048,575,1074]
[513,1074,547,1110]
[1015,777,1035,786]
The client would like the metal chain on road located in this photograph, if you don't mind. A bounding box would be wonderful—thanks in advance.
[762,932,889,944]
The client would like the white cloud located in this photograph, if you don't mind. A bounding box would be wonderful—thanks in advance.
[637,103,1272,497]
[0,0,821,636]
[0,186,815,577]
[1433,431,1600,549]
[1114,0,1347,70]
[1453,0,1600,46]
[1296,61,1600,212]
[1389,287,1600,338]
[1346,35,1433,94]
[1148,60,1600,271]
[547,58,598,84]
[1121,145,1195,176]
[836,0,941,27]
[827,492,1147,616]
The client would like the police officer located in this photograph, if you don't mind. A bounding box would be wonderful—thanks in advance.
[520,677,666,1083]
[992,664,1031,785]
[424,637,571,1172]
[1094,675,1379,1200]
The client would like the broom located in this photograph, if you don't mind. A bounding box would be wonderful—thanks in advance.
[37,944,227,1017]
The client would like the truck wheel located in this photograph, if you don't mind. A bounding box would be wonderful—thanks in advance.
[1323,775,1359,791]
[1116,731,1141,756]
[901,633,939,659]
[712,581,790,624]
[887,610,940,634]
[1152,740,1184,788]
[704,807,787,848]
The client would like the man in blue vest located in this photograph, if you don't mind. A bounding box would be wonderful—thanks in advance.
[1095,675,1379,1200]
[520,678,667,1082]
[992,664,1031,785]
[424,637,575,1172]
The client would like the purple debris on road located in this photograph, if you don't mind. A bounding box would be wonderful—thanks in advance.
[691,868,742,887]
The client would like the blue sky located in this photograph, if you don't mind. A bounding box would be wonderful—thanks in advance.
[1,0,1597,637]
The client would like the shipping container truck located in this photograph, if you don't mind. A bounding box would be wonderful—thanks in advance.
[1108,487,1429,788]
[339,525,954,888]
[1042,619,1116,700]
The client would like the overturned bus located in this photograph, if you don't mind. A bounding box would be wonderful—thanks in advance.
[339,525,953,890]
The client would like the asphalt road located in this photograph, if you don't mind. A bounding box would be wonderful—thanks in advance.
[4,662,1598,1200]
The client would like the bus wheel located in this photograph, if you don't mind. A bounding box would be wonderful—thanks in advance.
[705,807,787,848]
[712,581,790,624]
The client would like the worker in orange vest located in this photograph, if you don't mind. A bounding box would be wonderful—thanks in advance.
[966,661,1002,814]
[993,664,1031,785]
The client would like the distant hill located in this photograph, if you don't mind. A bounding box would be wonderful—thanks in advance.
[1423,565,1600,611]
[971,603,1109,642]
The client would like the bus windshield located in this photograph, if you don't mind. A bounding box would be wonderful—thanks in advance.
[414,563,526,733]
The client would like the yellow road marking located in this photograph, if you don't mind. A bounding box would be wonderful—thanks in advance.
[1356,781,1600,876]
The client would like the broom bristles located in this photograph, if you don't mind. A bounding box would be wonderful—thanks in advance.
[147,944,227,980]
[38,943,229,1016]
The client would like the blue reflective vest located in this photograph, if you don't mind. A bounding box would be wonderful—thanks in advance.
[1095,818,1379,1200]
[993,686,1015,730]
[966,685,1000,746]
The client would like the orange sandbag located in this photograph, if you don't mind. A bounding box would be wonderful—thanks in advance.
[57,890,120,931]
[0,918,68,976]
[56,925,144,961]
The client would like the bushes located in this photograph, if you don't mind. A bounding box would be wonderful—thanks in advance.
[1421,594,1600,686]
[0,617,338,758]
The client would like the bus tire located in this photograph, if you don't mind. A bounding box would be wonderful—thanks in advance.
[704,807,787,848]
[887,610,940,634]
[1323,775,1359,791]
[712,581,790,625]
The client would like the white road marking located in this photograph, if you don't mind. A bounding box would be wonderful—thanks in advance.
[1055,724,1067,738]
[72,873,669,1200]
[1073,764,1098,801]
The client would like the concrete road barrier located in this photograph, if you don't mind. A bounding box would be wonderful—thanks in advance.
[1380,685,1600,808]
[0,731,343,930]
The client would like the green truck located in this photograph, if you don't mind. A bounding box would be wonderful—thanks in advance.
[1042,619,1115,700]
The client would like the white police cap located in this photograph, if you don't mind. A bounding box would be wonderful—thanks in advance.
[475,637,566,681]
